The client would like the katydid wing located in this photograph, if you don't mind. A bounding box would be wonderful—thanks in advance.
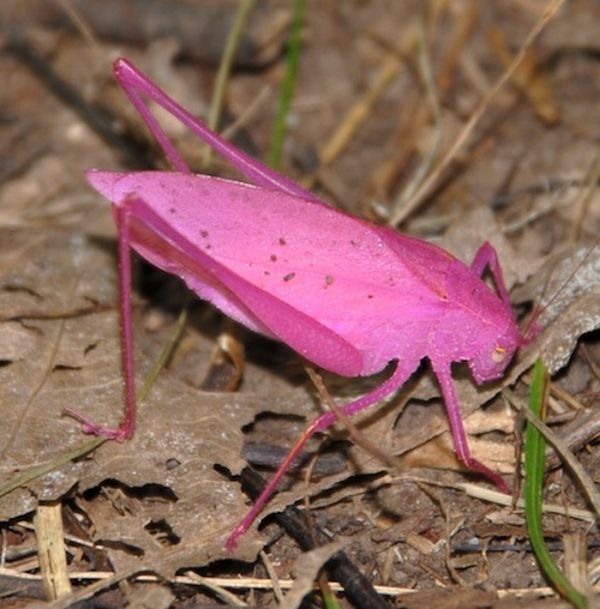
[70,58,523,550]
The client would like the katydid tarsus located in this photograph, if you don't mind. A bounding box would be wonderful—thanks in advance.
[66,58,529,551]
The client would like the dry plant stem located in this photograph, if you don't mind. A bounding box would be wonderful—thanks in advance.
[512,410,525,508]
[393,19,441,211]
[220,85,272,141]
[259,550,284,605]
[52,0,100,52]
[298,434,335,608]
[487,25,560,125]
[183,571,247,607]
[34,502,72,600]
[504,389,600,519]
[460,480,595,523]
[302,438,320,547]
[376,474,596,524]
[364,475,596,523]
[317,54,400,166]
[30,566,139,609]
[370,6,475,205]
[436,3,479,93]
[389,0,567,226]
[546,381,584,412]
[522,374,585,412]
[563,534,591,599]
[546,409,600,472]
[203,0,257,167]
[5,565,600,602]
[302,47,397,186]
[570,152,600,243]
[460,50,492,95]
[302,42,409,190]
[0,566,403,600]
[413,482,470,586]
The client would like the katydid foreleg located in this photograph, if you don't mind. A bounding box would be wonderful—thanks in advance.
[430,360,509,493]
[470,241,512,308]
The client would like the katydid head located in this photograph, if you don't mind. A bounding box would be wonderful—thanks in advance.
[467,317,520,384]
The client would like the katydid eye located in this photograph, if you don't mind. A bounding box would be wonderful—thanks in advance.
[492,346,506,363]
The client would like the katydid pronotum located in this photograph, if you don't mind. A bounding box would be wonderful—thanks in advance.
[67,59,528,550]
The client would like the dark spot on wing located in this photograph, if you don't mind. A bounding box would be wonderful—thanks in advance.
[283,273,295,282]
[279,238,287,246]
[325,275,334,286]
[200,230,209,238]
[270,254,277,262]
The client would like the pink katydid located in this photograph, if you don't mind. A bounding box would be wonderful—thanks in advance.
[66,58,527,551]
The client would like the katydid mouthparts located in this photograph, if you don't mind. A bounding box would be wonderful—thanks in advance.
[65,58,527,551]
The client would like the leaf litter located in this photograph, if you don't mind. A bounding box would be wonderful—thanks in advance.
[0,0,599,606]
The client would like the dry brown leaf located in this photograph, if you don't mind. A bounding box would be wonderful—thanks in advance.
[512,242,600,373]
[0,228,314,568]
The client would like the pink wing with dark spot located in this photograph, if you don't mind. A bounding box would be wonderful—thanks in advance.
[86,170,454,376]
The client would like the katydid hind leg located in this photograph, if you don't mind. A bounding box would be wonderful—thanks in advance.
[225,360,413,550]
[431,361,509,493]
[64,204,136,439]
[114,59,319,200]
[470,242,512,308]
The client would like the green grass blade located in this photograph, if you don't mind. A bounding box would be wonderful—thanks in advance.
[267,0,305,168]
[203,0,257,168]
[524,358,588,609]
[0,437,104,498]
[322,588,341,609]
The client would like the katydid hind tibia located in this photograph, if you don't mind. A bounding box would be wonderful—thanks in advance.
[67,58,526,550]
